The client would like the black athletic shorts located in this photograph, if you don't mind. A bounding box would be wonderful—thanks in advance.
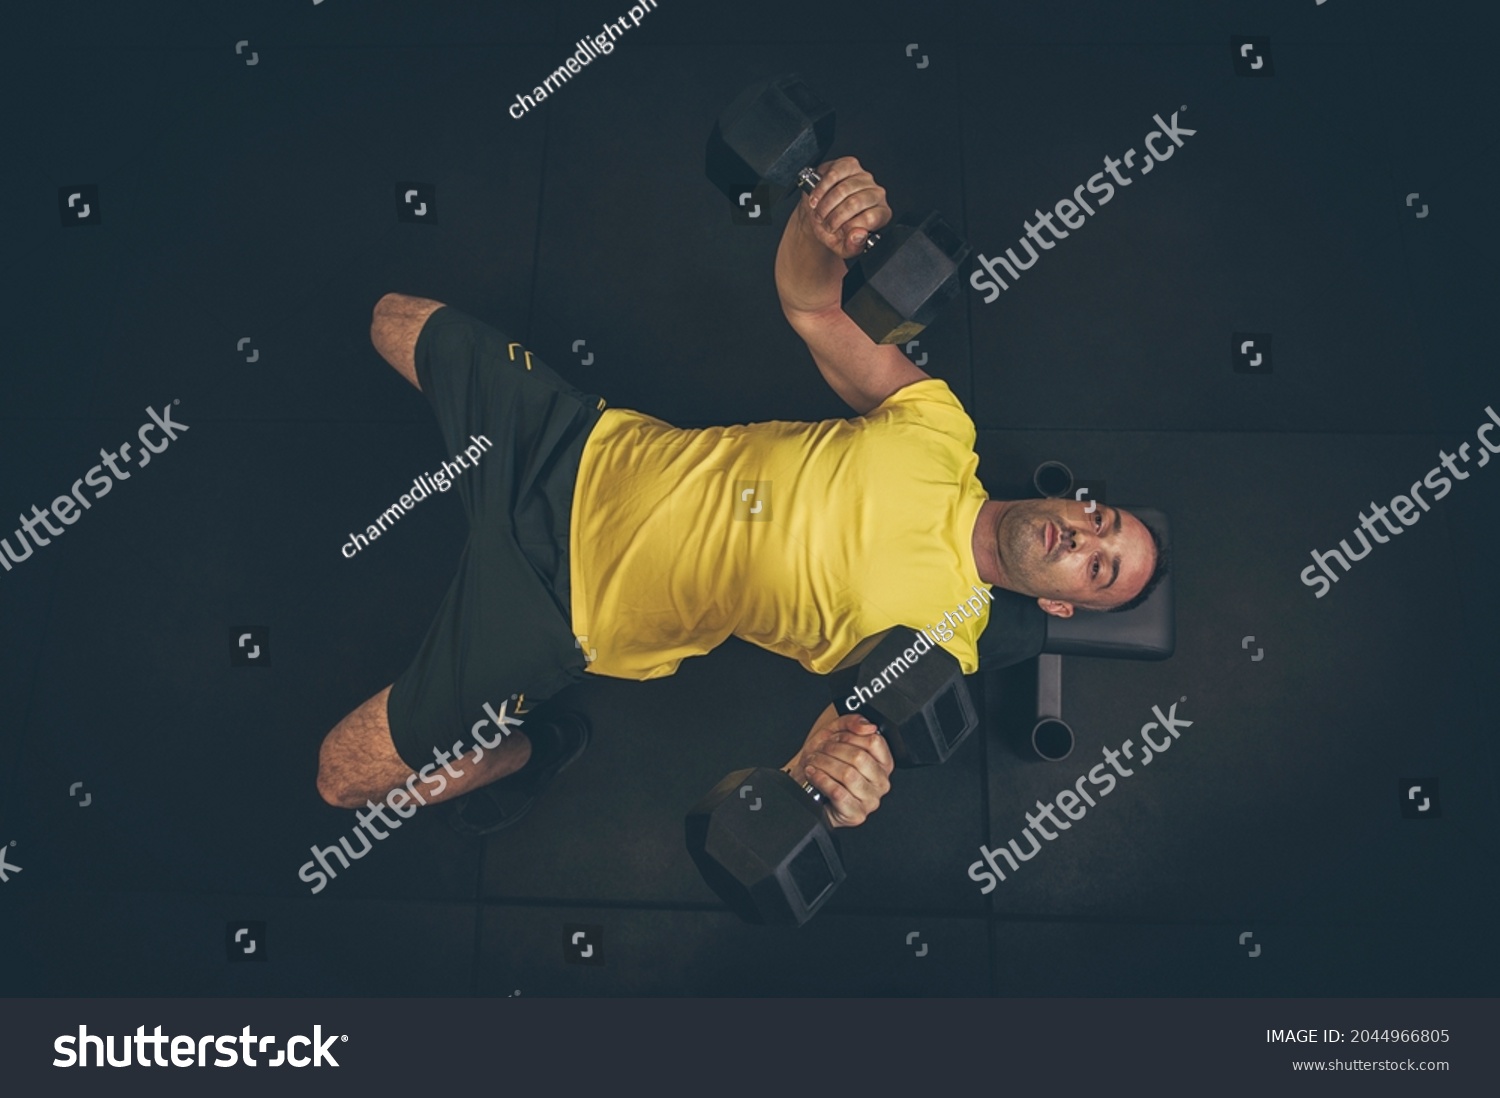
[386,305,606,771]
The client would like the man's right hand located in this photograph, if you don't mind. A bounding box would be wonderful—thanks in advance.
[797,157,892,260]
[774,156,925,414]
[784,708,894,829]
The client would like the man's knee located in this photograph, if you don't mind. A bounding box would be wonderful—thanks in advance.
[315,764,355,809]
[373,291,434,320]
[317,686,409,809]
[315,745,371,810]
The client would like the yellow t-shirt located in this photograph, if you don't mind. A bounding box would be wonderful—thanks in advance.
[567,378,993,679]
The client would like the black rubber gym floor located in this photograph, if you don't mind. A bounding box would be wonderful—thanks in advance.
[3,0,1497,997]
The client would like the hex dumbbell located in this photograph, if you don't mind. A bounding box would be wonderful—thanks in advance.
[684,630,978,926]
[684,766,845,927]
[705,73,971,346]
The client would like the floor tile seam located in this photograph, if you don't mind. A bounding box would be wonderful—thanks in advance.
[11,887,1496,931]
[1356,33,1446,422]
[966,425,1487,438]
[473,895,990,920]
[0,417,442,427]
[2,885,490,907]
[0,417,1419,437]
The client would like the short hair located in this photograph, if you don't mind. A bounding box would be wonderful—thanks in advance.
[1103,518,1169,614]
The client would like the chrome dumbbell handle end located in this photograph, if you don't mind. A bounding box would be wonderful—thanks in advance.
[783,767,825,806]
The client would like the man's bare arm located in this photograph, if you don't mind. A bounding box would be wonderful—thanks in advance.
[774,158,930,415]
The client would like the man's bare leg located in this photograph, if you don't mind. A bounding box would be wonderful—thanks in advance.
[371,293,446,389]
[316,685,532,809]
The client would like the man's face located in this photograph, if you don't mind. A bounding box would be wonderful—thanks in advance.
[994,498,1156,614]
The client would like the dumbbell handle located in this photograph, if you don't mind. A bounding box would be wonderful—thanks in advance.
[781,766,825,805]
[796,167,879,253]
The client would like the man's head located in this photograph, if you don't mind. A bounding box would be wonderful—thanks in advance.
[988,497,1167,617]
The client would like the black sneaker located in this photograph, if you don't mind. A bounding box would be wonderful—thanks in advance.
[445,712,592,836]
